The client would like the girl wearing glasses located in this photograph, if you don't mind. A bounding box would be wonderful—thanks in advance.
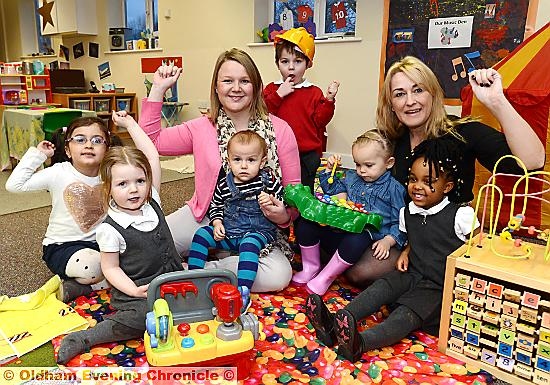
[56,111,183,365]
[6,117,116,302]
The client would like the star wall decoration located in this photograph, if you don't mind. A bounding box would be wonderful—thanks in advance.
[37,0,55,30]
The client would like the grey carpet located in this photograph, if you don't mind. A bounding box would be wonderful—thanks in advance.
[0,169,192,216]
[0,178,195,297]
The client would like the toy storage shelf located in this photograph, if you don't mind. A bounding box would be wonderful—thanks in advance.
[439,234,550,385]
[0,74,52,105]
[52,93,138,138]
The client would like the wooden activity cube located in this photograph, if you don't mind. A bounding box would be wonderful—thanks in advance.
[439,234,550,385]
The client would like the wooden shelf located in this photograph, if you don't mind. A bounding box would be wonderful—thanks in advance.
[0,72,52,105]
[52,92,138,138]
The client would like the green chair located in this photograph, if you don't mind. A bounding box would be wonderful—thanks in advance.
[42,110,83,142]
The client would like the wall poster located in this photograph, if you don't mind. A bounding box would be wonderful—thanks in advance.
[383,0,535,100]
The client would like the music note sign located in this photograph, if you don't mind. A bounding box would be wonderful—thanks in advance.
[451,57,467,81]
[464,51,481,73]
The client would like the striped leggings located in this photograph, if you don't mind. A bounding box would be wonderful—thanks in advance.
[187,225,268,290]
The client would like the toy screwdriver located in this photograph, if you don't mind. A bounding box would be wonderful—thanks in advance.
[327,160,338,184]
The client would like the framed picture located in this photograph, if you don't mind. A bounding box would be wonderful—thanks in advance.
[93,98,111,112]
[269,0,357,37]
[271,0,316,33]
[322,0,356,36]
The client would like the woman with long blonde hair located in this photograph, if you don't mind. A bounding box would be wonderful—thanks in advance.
[346,55,544,287]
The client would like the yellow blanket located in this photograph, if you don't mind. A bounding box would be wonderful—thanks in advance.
[0,276,88,362]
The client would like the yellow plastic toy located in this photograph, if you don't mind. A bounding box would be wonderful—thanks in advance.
[466,155,550,261]
[274,27,315,62]
[144,270,260,380]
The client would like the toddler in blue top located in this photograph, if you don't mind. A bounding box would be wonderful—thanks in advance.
[294,128,407,295]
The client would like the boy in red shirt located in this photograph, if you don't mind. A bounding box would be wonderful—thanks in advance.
[263,27,340,192]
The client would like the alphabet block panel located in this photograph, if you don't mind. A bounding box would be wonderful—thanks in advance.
[440,235,550,385]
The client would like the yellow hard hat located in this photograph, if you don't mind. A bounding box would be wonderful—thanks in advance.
[275,27,315,62]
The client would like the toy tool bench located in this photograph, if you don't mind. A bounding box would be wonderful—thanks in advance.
[144,269,260,380]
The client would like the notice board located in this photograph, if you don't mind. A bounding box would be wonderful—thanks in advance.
[383,0,535,100]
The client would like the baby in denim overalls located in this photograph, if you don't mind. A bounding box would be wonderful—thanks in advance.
[188,130,284,311]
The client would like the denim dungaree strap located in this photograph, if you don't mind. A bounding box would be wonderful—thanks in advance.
[223,170,277,243]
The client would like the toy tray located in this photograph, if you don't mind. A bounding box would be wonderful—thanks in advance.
[284,184,383,233]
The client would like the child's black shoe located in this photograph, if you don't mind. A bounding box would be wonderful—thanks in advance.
[334,309,363,362]
[56,279,92,303]
[304,293,336,346]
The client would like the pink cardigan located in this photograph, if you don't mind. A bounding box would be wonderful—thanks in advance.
[139,99,301,222]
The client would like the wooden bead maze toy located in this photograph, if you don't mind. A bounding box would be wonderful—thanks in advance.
[439,155,550,384]
[467,155,550,261]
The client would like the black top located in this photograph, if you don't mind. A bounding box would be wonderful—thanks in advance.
[393,202,464,334]
[405,203,463,288]
[392,119,524,202]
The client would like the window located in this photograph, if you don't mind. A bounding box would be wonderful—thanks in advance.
[33,0,52,54]
[124,0,158,41]
[269,0,356,38]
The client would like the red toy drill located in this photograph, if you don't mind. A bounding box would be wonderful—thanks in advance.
[210,283,242,325]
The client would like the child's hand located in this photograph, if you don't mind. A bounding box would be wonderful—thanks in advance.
[396,252,409,272]
[259,192,283,210]
[134,284,149,298]
[213,220,225,241]
[334,192,348,200]
[258,192,287,222]
[111,110,136,129]
[277,77,294,98]
[36,140,55,158]
[258,191,274,207]
[371,236,395,260]
[325,154,341,172]
[326,81,340,101]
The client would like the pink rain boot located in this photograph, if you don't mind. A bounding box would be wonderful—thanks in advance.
[306,251,352,295]
[292,243,321,285]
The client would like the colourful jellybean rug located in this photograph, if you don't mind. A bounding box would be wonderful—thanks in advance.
[50,279,492,385]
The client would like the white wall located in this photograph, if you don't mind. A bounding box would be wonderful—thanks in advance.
[152,0,549,155]
[0,0,7,62]
[34,0,383,155]
[534,0,549,31]
[2,0,549,156]
[136,0,386,155]
[17,0,37,56]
